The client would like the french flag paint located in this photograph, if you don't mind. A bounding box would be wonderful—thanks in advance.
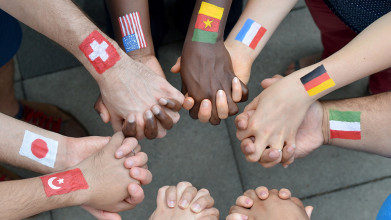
[235,19,267,49]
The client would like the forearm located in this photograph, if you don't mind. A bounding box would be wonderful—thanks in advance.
[0,0,125,84]
[0,177,77,219]
[321,92,391,157]
[225,0,298,63]
[0,113,69,174]
[105,0,155,60]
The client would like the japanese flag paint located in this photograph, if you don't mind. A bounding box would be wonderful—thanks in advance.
[235,19,267,49]
[19,130,58,168]
[40,168,88,197]
[79,30,120,74]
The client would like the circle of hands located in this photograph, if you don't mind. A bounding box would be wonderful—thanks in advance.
[79,42,325,219]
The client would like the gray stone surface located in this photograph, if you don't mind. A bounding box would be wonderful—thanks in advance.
[304,178,391,220]
[13,56,21,82]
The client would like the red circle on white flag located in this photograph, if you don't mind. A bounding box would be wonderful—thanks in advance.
[31,139,48,159]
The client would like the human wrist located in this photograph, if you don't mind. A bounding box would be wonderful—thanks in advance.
[320,102,330,145]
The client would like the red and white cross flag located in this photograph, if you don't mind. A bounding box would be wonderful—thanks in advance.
[40,168,89,197]
[79,30,120,74]
[19,130,58,168]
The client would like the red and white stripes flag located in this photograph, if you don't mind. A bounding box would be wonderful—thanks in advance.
[118,12,147,49]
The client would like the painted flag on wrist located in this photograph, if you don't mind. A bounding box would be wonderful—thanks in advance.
[329,109,361,140]
[40,168,88,197]
[300,65,335,96]
[235,19,267,49]
[119,12,147,53]
[192,2,224,44]
[79,30,120,74]
[19,130,58,168]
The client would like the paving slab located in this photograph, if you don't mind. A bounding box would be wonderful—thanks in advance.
[304,178,391,220]
[225,8,389,199]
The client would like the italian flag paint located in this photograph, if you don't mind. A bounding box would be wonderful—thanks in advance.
[329,109,361,140]
[192,2,224,44]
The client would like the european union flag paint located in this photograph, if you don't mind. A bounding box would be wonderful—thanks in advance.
[123,34,139,53]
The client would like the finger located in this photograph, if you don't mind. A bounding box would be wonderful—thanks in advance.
[178,186,198,209]
[122,114,137,138]
[152,105,174,129]
[111,116,124,133]
[234,110,255,130]
[232,77,242,102]
[198,99,212,123]
[115,137,138,159]
[239,81,249,102]
[181,82,188,96]
[81,206,121,220]
[189,99,201,120]
[235,195,253,208]
[144,110,158,139]
[260,75,283,89]
[198,207,220,218]
[225,93,239,117]
[255,186,269,200]
[183,96,195,110]
[124,152,148,168]
[246,138,267,163]
[165,186,177,208]
[170,57,181,73]
[133,144,141,154]
[129,167,153,185]
[125,183,145,205]
[209,97,221,125]
[278,188,292,200]
[243,189,258,201]
[226,213,249,220]
[243,95,260,112]
[94,95,111,123]
[198,216,219,220]
[305,206,314,219]
[281,144,296,168]
[159,98,182,112]
[216,90,229,119]
[259,148,282,168]
[191,189,215,213]
[240,138,256,156]
[156,186,170,208]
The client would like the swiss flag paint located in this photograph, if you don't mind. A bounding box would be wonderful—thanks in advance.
[19,130,58,168]
[79,30,120,74]
[40,168,88,197]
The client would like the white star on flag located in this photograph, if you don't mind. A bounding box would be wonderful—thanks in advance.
[57,178,64,184]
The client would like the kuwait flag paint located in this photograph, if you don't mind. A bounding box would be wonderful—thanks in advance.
[192,2,224,44]
[300,65,335,96]
[19,130,58,168]
[235,19,267,49]
[329,109,361,140]
[40,168,88,197]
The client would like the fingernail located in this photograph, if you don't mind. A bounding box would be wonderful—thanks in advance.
[233,77,239,84]
[159,98,168,105]
[191,203,201,213]
[99,113,105,121]
[168,200,175,208]
[269,150,279,158]
[242,215,249,220]
[127,159,134,167]
[245,198,252,205]
[145,110,153,119]
[201,100,209,107]
[260,191,267,198]
[238,121,246,129]
[132,168,140,177]
[245,145,253,154]
[130,184,138,193]
[128,114,135,123]
[292,144,296,149]
[116,151,123,158]
[152,105,160,115]
[180,200,189,208]
[278,149,282,153]
[283,165,289,168]
[281,191,287,196]
[217,90,224,96]
[287,146,294,153]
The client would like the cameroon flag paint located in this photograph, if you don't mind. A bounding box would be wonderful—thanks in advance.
[329,109,361,140]
[300,65,335,96]
[192,2,224,44]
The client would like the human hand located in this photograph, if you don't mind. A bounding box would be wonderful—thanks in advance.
[96,55,184,139]
[235,75,324,168]
[75,132,151,213]
[179,41,248,125]
[149,181,219,220]
[227,187,313,220]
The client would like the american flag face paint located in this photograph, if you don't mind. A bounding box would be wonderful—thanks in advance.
[119,12,147,53]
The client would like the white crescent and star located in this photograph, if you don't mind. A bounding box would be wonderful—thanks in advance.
[48,177,64,190]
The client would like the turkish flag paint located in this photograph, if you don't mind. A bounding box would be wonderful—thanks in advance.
[79,30,120,74]
[40,168,88,197]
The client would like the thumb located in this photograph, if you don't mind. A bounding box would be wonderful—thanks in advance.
[170,57,181,73]
[106,132,125,153]
[94,95,111,123]
[305,206,314,219]
[260,75,284,89]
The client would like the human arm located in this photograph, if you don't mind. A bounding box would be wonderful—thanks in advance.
[0,0,184,140]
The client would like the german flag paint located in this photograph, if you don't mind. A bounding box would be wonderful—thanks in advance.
[192,2,224,44]
[300,65,335,96]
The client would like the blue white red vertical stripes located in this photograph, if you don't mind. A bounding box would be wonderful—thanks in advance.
[235,19,267,49]
[118,12,147,52]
